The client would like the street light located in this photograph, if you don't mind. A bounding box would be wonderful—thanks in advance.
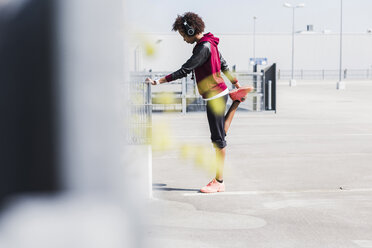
[252,16,258,89]
[283,2,305,87]
[253,16,257,61]
[337,0,345,90]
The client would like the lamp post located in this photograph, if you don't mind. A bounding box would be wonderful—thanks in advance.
[253,16,257,61]
[337,0,345,90]
[283,2,305,87]
[252,16,258,89]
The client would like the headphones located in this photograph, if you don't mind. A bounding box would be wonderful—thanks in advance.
[182,17,195,36]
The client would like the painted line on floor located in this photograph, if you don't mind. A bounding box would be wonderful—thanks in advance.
[183,188,372,196]
[173,133,372,139]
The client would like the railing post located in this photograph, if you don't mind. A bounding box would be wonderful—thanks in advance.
[182,77,186,114]
[146,74,152,142]
[261,70,265,112]
[268,80,272,110]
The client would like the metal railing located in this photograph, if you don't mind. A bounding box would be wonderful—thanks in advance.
[129,66,277,114]
[278,69,372,80]
[127,74,152,145]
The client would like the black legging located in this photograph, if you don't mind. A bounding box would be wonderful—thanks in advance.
[206,94,228,149]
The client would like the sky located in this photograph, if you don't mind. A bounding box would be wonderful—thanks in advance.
[127,0,372,34]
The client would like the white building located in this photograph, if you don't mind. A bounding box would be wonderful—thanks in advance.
[131,32,372,74]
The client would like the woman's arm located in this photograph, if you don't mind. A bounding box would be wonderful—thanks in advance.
[146,42,210,85]
[220,52,241,88]
[145,76,167,85]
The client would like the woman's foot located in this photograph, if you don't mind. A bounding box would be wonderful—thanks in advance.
[229,86,253,102]
[200,178,225,193]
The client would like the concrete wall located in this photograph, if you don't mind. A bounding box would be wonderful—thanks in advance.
[130,33,372,72]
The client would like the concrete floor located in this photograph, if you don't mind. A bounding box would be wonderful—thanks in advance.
[147,80,372,248]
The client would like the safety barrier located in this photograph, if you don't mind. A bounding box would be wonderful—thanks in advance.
[128,74,152,145]
[278,69,372,80]
[130,65,277,115]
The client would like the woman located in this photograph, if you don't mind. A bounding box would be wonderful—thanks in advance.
[146,12,247,193]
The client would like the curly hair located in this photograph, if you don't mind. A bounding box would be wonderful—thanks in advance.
[172,12,205,35]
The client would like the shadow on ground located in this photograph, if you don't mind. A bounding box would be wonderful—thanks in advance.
[153,183,200,192]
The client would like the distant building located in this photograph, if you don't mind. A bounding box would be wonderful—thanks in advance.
[131,32,372,73]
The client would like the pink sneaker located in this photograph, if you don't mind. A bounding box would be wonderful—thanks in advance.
[200,178,225,193]
[229,86,254,102]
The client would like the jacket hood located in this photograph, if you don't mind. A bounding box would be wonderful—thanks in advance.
[198,32,219,46]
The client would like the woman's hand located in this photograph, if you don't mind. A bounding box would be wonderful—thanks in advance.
[145,77,158,85]
[233,82,246,102]
[234,82,241,89]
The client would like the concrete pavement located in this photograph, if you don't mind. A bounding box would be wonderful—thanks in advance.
[147,80,372,248]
